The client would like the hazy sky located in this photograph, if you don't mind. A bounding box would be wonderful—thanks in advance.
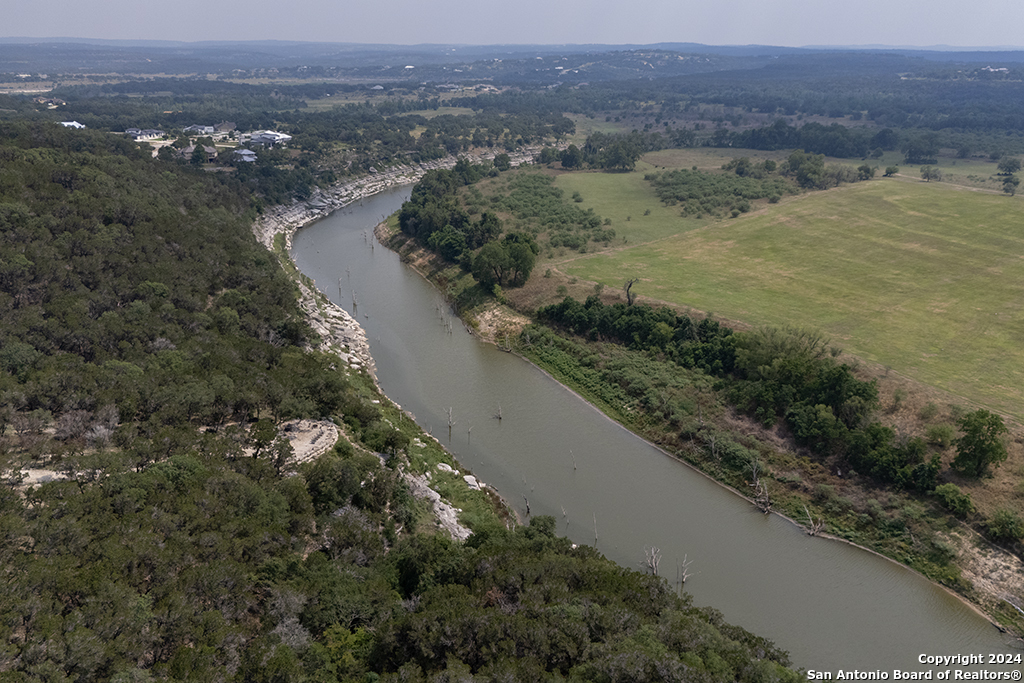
[4,0,1022,48]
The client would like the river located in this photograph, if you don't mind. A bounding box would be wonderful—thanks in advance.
[290,185,1020,673]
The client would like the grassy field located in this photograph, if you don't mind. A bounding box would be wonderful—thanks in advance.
[563,113,631,143]
[552,165,708,244]
[556,176,1024,420]
[552,149,797,245]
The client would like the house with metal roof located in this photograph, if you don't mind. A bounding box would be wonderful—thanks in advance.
[249,130,293,147]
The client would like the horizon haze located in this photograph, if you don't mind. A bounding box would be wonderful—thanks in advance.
[3,0,1022,52]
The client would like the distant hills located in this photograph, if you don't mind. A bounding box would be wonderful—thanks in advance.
[2,38,1024,77]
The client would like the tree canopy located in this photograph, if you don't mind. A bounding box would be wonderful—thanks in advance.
[952,409,1008,478]
[0,120,802,682]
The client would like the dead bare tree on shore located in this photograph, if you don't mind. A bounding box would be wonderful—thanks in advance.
[753,480,771,514]
[804,505,825,536]
[749,459,771,514]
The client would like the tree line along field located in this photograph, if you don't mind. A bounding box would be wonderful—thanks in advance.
[553,170,1024,420]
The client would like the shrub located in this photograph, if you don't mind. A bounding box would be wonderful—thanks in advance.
[925,423,956,449]
[933,483,974,518]
[986,508,1023,544]
[919,402,939,421]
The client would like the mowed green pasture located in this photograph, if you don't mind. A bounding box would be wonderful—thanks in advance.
[559,178,1024,419]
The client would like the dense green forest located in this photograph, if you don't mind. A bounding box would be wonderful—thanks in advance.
[0,121,804,680]
[0,122,331,433]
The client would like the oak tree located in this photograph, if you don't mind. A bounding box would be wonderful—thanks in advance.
[952,409,1008,478]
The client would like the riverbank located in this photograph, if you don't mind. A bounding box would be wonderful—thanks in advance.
[251,151,545,541]
[295,190,1024,668]
[374,217,1024,640]
[252,148,548,374]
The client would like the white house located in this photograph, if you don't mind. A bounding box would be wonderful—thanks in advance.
[126,128,165,141]
[249,130,293,147]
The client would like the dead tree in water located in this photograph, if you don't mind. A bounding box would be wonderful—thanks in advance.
[676,554,694,595]
[754,482,771,514]
[643,546,662,576]
[444,407,456,439]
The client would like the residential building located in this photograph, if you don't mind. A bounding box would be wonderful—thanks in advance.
[249,130,293,147]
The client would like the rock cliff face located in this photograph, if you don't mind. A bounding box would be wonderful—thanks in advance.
[252,151,541,540]
[251,148,546,374]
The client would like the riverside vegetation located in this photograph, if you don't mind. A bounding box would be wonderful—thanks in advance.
[0,124,803,680]
[389,150,1024,634]
[7,42,1024,676]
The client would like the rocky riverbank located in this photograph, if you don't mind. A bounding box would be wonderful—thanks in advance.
[252,148,546,374]
[252,150,543,540]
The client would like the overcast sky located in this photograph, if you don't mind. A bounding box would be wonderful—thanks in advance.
[4,0,1022,49]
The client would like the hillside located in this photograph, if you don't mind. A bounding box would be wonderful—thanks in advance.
[0,122,802,681]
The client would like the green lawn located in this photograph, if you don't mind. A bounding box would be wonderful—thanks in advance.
[559,177,1024,419]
